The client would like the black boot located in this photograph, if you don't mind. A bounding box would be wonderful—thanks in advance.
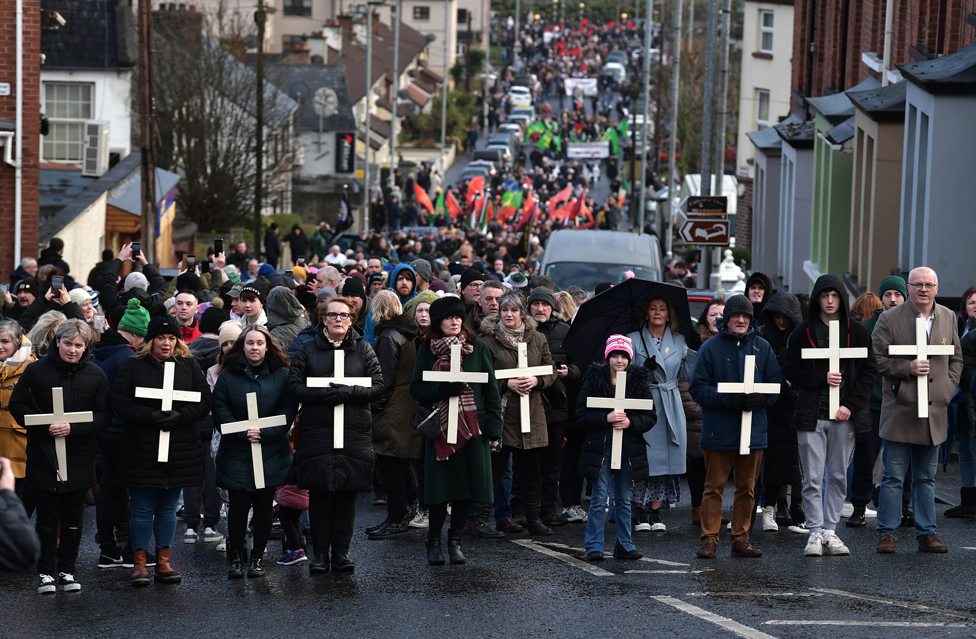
[447,529,466,564]
[526,519,553,536]
[368,518,411,540]
[331,552,355,573]
[613,539,643,560]
[247,551,265,578]
[775,500,793,526]
[309,554,329,574]
[227,549,246,579]
[899,502,915,528]
[846,506,867,527]
[426,534,446,566]
[945,487,976,518]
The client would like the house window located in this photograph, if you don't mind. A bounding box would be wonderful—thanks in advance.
[283,0,311,16]
[756,89,770,130]
[43,82,93,162]
[759,10,774,54]
[457,8,468,23]
[413,6,430,20]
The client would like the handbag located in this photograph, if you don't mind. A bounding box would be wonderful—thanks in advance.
[410,405,442,440]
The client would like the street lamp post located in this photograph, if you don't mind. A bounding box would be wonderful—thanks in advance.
[579,2,584,23]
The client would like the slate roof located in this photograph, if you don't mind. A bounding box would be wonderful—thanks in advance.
[806,77,881,123]
[774,118,816,149]
[270,64,358,131]
[825,116,856,145]
[746,109,806,151]
[898,40,976,95]
[41,0,136,68]
[847,80,908,123]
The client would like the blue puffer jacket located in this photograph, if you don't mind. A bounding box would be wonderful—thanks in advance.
[363,263,417,345]
[689,322,782,451]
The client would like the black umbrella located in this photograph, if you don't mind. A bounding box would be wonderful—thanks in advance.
[563,279,695,367]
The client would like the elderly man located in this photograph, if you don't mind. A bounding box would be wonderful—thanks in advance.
[324,245,347,266]
[313,266,341,294]
[465,280,504,334]
[872,266,962,554]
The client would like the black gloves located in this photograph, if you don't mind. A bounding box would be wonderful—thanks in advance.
[438,382,466,400]
[729,393,765,411]
[643,355,657,371]
[330,383,355,403]
[152,409,182,431]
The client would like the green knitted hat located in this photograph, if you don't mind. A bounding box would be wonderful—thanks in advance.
[118,297,150,337]
[878,275,908,300]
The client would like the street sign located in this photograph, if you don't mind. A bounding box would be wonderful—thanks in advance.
[686,195,728,217]
[679,219,730,245]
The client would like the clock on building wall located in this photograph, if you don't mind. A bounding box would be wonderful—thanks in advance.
[313,87,339,118]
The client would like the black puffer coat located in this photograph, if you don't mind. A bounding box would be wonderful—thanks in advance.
[536,316,581,423]
[9,347,112,493]
[759,292,803,485]
[575,364,656,481]
[371,314,422,459]
[112,354,212,489]
[287,326,384,492]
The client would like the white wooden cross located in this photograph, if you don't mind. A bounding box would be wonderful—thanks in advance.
[888,316,956,418]
[134,361,202,462]
[801,319,868,420]
[717,355,780,455]
[585,371,654,470]
[307,350,373,448]
[24,387,93,483]
[493,342,554,434]
[219,393,287,489]
[422,343,489,444]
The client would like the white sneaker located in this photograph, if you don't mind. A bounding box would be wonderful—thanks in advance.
[841,502,854,518]
[762,505,779,532]
[822,532,851,556]
[788,521,810,534]
[202,527,224,543]
[563,507,587,523]
[183,528,198,544]
[215,540,227,552]
[864,506,878,518]
[38,574,56,595]
[408,509,430,528]
[58,572,81,592]
[804,532,824,557]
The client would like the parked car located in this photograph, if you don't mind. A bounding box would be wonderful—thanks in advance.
[513,73,541,93]
[538,230,663,291]
[484,143,514,169]
[471,149,507,171]
[460,165,495,182]
[507,86,533,108]
[509,106,536,123]
[489,132,520,153]
[602,62,628,87]
[497,122,523,138]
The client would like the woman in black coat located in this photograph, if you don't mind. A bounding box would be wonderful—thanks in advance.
[575,335,656,562]
[758,291,804,529]
[112,315,212,587]
[287,296,383,574]
[212,325,296,578]
[9,320,111,593]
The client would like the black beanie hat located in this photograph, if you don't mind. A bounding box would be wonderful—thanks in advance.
[723,295,754,324]
[199,306,227,335]
[527,286,555,308]
[342,276,367,301]
[108,305,127,331]
[460,268,484,291]
[429,295,467,327]
[145,314,181,342]
[176,272,202,293]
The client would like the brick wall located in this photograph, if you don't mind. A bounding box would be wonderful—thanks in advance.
[736,176,754,252]
[0,0,41,276]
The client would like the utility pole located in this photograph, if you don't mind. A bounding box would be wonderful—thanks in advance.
[364,7,374,226]
[254,0,265,253]
[653,18,664,174]
[514,0,521,59]
[665,0,681,258]
[439,0,449,173]
[686,0,694,51]
[629,82,638,229]
[637,0,652,234]
[466,13,472,92]
[483,0,489,126]
[697,0,717,289]
[389,0,401,188]
[712,0,730,193]
[139,0,157,265]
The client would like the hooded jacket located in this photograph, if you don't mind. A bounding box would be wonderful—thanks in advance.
[0,338,35,477]
[758,291,803,484]
[745,271,773,317]
[371,313,422,459]
[535,314,581,423]
[266,286,311,351]
[363,263,417,345]
[91,330,137,434]
[782,274,877,433]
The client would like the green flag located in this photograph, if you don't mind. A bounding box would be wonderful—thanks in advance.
[434,189,445,218]
[617,120,628,136]
[536,131,552,150]
[553,135,562,152]
[603,127,619,156]
[620,174,630,192]
[501,190,523,209]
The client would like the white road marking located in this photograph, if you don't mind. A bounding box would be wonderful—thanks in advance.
[511,539,614,577]
[961,547,976,551]
[811,588,974,620]
[536,541,692,568]
[626,569,712,574]
[687,592,824,598]
[650,595,780,639]
[639,557,691,567]
[765,621,971,628]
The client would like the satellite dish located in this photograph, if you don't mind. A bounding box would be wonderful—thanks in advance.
[288,81,311,104]
[313,87,339,118]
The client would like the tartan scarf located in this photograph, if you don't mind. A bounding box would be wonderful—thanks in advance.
[430,335,481,460]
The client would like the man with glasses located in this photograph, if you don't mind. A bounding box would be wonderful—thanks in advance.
[872,267,962,554]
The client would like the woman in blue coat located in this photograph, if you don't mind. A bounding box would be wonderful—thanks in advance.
[212,325,296,579]
[626,295,695,533]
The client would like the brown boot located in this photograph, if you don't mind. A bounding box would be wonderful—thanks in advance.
[153,548,181,584]
[696,539,717,559]
[130,550,150,587]
[731,539,762,557]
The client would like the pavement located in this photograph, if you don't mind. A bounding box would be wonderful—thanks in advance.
[3,468,975,639]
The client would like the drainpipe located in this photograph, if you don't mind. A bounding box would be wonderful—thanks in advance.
[14,0,23,267]
[881,0,894,86]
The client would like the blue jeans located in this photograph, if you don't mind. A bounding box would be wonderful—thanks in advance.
[129,487,182,551]
[584,436,634,553]
[876,440,939,540]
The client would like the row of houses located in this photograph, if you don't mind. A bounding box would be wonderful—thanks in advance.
[735,0,976,299]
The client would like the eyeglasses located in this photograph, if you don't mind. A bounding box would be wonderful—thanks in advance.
[908,283,938,290]
[326,312,352,320]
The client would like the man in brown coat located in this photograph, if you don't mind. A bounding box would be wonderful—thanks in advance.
[872,266,963,554]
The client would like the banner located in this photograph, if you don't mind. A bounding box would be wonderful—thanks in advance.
[566,141,610,159]
[564,78,598,96]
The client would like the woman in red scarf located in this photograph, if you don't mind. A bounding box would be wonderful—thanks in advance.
[410,296,502,566]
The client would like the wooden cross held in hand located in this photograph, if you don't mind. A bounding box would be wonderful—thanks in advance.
[888,317,955,418]
[494,342,554,434]
[717,355,780,455]
[422,343,489,445]
[585,371,654,470]
[307,350,372,448]
[800,319,868,420]
[219,393,287,490]
[24,387,93,483]
[134,361,202,462]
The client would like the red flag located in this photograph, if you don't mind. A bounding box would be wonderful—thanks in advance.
[522,191,536,215]
[550,200,576,224]
[414,183,435,216]
[446,190,462,219]
[466,176,484,209]
[497,206,517,224]
[550,185,574,206]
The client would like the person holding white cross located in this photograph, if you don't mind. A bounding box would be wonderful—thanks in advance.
[576,335,656,562]
[9,319,111,595]
[690,296,781,559]
[783,275,877,558]
[112,315,212,587]
[872,266,962,554]
[213,325,295,579]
